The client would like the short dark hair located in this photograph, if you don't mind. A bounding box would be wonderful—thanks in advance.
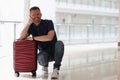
[30,6,40,12]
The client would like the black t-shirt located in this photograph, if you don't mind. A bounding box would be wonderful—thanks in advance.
[28,19,57,50]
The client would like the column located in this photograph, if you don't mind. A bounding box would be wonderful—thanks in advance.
[24,0,30,26]
[118,0,120,79]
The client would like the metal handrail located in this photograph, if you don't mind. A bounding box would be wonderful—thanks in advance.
[0,20,22,24]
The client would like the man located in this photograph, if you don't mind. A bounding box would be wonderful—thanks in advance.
[19,6,64,79]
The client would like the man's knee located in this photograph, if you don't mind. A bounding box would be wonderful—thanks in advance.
[55,40,64,54]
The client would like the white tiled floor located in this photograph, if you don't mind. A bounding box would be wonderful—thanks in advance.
[0,43,118,80]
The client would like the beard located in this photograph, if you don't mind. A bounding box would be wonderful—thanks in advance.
[34,17,41,23]
[33,17,41,26]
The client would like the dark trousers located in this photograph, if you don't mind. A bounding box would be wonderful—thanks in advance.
[37,41,64,70]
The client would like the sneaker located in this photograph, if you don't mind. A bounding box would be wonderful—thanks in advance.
[51,68,59,79]
[41,67,48,78]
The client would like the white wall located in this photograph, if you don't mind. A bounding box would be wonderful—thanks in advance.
[30,0,56,22]
[0,0,24,21]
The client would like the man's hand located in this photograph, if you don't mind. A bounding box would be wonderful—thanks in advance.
[27,16,33,25]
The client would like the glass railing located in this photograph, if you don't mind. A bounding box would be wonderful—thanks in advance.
[0,21,23,47]
[0,21,118,47]
[0,21,23,57]
[55,24,118,45]
[56,0,118,9]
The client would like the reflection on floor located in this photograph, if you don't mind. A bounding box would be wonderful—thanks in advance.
[0,43,118,80]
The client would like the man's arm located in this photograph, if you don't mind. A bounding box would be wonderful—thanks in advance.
[33,30,55,42]
[19,23,31,40]
[19,17,33,40]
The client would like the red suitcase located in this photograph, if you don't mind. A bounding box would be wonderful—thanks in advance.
[13,40,37,77]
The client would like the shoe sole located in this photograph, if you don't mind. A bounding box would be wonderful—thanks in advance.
[51,77,58,79]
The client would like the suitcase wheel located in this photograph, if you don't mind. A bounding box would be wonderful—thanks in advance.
[32,71,36,77]
[15,71,19,77]
[14,71,36,77]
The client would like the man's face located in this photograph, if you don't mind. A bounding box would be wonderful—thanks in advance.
[30,9,42,23]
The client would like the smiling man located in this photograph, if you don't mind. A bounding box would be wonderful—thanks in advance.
[19,6,64,79]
